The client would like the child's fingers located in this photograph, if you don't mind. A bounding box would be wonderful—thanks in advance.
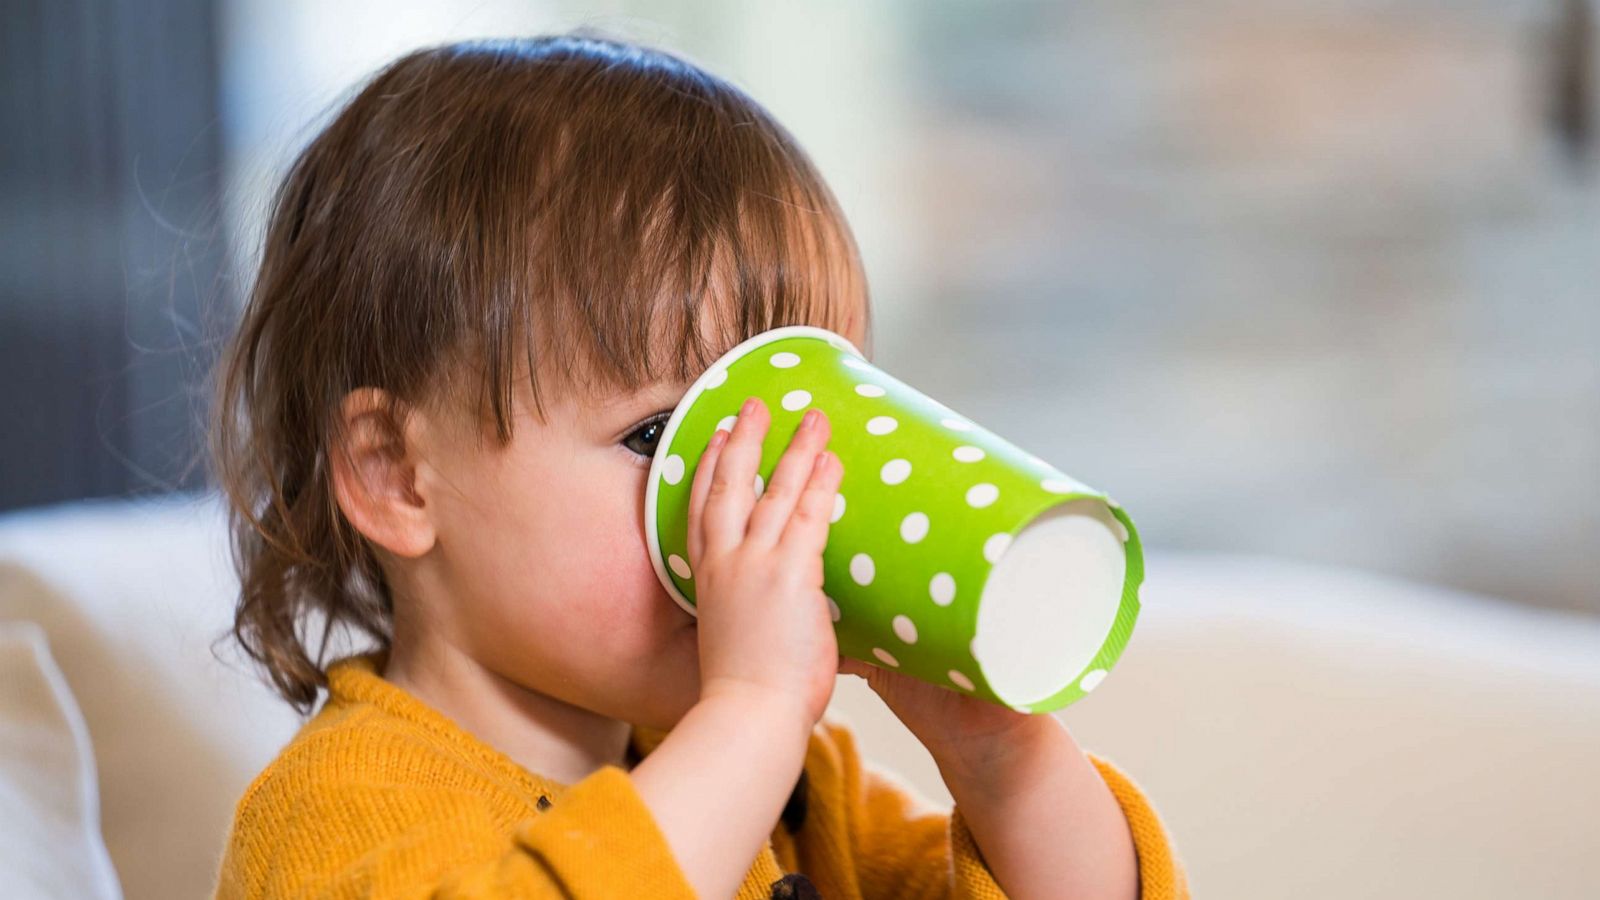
[685,428,728,569]
[700,397,767,559]
[745,408,831,548]
[777,448,842,560]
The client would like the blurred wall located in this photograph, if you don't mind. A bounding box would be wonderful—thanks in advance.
[882,0,1599,615]
[0,0,224,510]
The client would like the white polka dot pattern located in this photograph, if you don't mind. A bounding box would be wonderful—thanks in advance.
[880,459,911,484]
[983,532,1011,563]
[661,455,685,485]
[892,614,918,644]
[849,553,875,585]
[966,483,999,508]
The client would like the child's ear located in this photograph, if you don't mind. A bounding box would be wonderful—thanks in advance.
[329,386,437,559]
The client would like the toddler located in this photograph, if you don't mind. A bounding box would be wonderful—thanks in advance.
[209,30,1189,900]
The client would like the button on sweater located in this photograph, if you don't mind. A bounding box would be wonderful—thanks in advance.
[213,649,1189,899]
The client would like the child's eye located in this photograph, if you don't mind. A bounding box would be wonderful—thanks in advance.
[620,413,673,463]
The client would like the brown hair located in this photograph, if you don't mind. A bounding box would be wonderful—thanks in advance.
[206,29,873,716]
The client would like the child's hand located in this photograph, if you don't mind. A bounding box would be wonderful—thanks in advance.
[687,396,844,731]
[838,655,1044,780]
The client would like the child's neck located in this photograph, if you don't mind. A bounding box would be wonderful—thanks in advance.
[381,633,635,786]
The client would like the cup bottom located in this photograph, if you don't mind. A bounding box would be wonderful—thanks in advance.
[972,498,1128,707]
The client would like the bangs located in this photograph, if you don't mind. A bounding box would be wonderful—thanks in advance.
[443,38,873,442]
[539,176,870,407]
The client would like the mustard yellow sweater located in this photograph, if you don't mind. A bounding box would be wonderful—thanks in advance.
[214,650,1190,899]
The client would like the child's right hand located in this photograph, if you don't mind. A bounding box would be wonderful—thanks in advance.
[686,395,844,731]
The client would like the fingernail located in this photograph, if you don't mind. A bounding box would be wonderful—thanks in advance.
[710,429,728,448]
[801,409,819,430]
[741,397,759,418]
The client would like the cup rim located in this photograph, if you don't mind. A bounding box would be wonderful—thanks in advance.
[644,324,864,616]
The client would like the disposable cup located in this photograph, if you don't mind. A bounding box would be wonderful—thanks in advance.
[644,325,1143,713]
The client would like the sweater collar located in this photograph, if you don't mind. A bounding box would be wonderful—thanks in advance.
[324,648,672,790]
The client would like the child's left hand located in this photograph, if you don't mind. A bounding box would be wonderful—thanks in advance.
[837,654,1051,778]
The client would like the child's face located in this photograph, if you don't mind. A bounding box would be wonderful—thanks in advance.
[404,320,866,733]
[407,363,702,733]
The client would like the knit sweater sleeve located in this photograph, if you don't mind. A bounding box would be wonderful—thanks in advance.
[214,753,696,899]
[1081,753,1193,900]
[819,718,1191,900]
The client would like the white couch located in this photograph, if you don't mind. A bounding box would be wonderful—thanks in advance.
[1,492,1596,899]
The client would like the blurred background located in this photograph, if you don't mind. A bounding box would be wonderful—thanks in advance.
[6,0,1597,615]
[2,2,1597,899]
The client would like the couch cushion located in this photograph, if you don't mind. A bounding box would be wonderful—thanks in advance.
[0,493,304,900]
[1017,550,1600,899]
[0,619,123,899]
[6,492,1600,900]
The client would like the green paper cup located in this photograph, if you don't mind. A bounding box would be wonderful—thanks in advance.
[644,325,1144,713]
